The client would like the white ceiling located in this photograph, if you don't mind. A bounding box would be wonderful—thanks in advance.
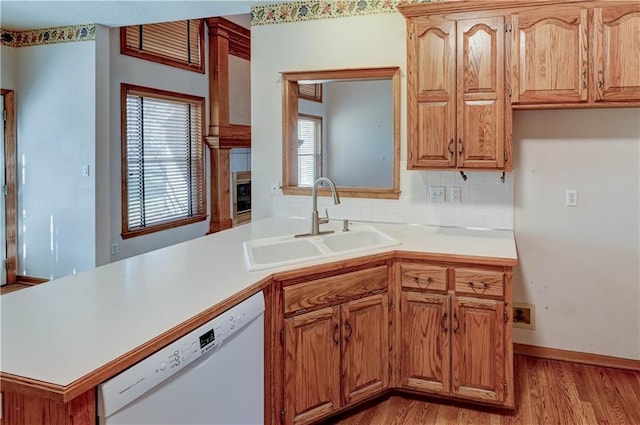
[0,0,272,31]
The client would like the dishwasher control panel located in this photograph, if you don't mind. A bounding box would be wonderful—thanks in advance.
[98,292,264,418]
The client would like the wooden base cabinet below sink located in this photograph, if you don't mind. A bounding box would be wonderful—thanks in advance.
[272,258,515,425]
[278,264,391,425]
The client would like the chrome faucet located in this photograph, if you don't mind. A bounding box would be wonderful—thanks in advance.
[296,177,341,237]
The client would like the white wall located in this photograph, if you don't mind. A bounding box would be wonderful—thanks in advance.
[513,108,640,360]
[95,25,111,267]
[229,55,251,125]
[0,46,17,89]
[15,40,96,279]
[252,14,514,229]
[326,80,392,188]
[108,27,210,261]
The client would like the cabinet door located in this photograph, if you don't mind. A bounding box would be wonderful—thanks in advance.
[452,297,505,403]
[400,291,450,394]
[511,8,588,104]
[456,17,505,169]
[341,293,389,405]
[592,4,640,102]
[284,307,341,425]
[408,16,456,168]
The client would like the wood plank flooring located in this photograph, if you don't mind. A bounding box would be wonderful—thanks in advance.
[323,355,640,425]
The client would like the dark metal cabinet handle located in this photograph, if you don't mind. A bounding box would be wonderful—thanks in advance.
[598,69,604,88]
[440,312,448,333]
[453,313,460,334]
[458,138,464,155]
[413,276,433,286]
[467,281,489,292]
[345,321,353,342]
[333,323,340,345]
[448,138,454,156]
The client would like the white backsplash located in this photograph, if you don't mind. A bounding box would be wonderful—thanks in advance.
[273,162,514,230]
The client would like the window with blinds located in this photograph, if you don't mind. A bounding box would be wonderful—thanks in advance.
[297,114,323,187]
[121,84,206,238]
[121,19,205,73]
[298,83,323,102]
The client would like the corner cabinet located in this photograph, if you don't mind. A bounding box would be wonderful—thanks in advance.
[276,263,391,425]
[398,262,513,408]
[405,14,509,171]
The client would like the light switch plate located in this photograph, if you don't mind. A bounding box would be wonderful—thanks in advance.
[450,186,461,203]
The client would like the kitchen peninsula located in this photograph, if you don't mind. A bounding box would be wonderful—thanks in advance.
[0,217,517,425]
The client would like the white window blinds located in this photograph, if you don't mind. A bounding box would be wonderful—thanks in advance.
[297,115,322,187]
[123,85,205,237]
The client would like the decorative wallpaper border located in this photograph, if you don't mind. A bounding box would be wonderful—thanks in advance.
[1,24,95,48]
[251,0,436,26]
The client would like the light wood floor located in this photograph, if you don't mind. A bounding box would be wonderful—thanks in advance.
[324,355,640,425]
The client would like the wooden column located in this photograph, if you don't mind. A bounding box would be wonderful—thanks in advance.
[205,18,251,234]
[206,138,232,233]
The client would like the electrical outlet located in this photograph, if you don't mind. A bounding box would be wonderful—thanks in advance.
[82,164,90,177]
[110,243,119,255]
[513,303,535,330]
[565,189,578,207]
[270,181,278,196]
[450,186,461,203]
[429,186,445,202]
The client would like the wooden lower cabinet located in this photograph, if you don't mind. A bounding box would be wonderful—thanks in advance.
[400,292,450,394]
[284,306,341,425]
[341,294,389,405]
[280,265,391,425]
[398,261,513,408]
[452,297,506,403]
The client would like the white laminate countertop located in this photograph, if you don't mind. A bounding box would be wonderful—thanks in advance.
[0,217,517,387]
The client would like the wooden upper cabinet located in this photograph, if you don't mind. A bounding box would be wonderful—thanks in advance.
[511,7,589,104]
[341,294,389,405]
[592,4,640,102]
[284,307,341,425]
[400,291,450,394]
[407,14,507,170]
[452,297,505,403]
[409,17,456,169]
[457,17,505,169]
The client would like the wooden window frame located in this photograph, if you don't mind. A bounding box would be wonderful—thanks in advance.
[282,67,401,200]
[1,89,17,285]
[120,83,206,239]
[120,20,205,74]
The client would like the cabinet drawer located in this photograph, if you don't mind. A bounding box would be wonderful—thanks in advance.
[454,269,504,298]
[401,264,447,292]
[283,266,387,314]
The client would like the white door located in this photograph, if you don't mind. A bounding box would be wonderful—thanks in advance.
[1,95,6,286]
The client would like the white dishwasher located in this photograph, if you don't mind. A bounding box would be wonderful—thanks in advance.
[98,291,264,425]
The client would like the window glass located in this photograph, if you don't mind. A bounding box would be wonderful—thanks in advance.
[122,84,205,238]
[297,114,322,186]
